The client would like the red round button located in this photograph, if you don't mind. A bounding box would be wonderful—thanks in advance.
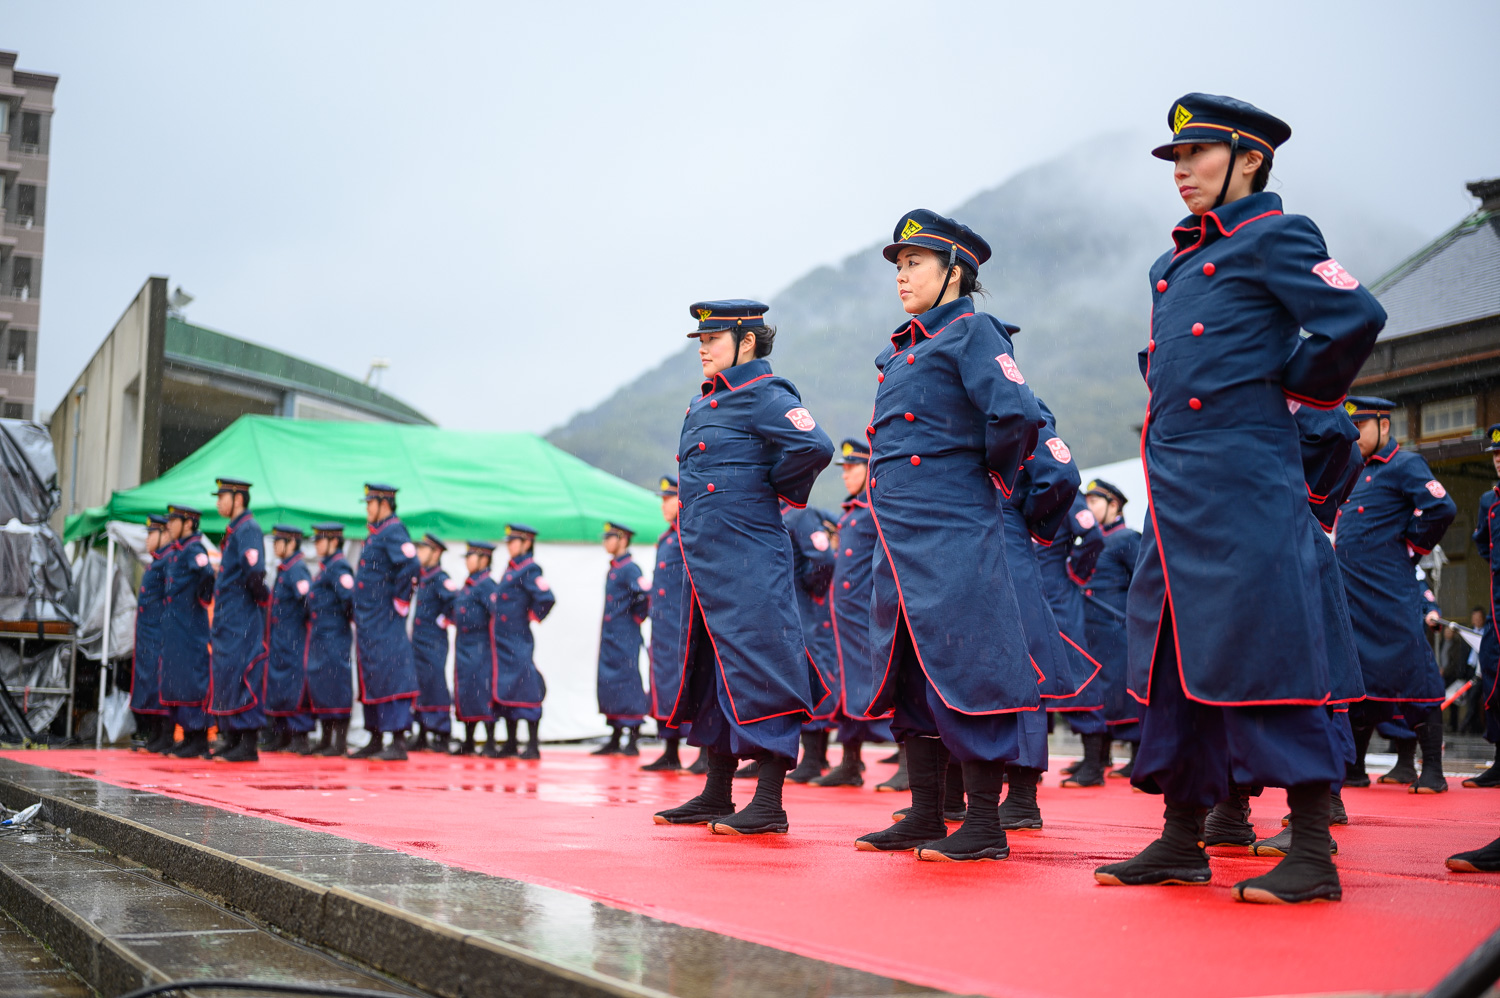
[1358,506,1364,513]
[1365,476,1371,482]
[843,581,850,589]
[698,442,705,451]
[1203,263,1216,276]
[709,399,718,408]
[1156,279,1168,292]
[706,483,715,492]
[867,425,875,436]
[870,478,875,487]
[1189,398,1202,410]
[877,373,885,383]
[675,454,680,462]
[1192,323,1204,336]
[1148,340,1156,352]
[906,355,915,365]
[845,549,853,556]
[910,455,921,465]
[904,412,914,421]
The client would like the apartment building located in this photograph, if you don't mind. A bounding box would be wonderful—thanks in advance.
[0,50,58,420]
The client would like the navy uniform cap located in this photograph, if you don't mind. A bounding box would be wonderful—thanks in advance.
[1084,479,1128,507]
[1343,396,1396,422]
[687,300,768,337]
[362,482,399,502]
[505,523,538,540]
[167,504,202,520]
[212,477,252,496]
[835,437,871,466]
[883,209,992,269]
[1488,424,1500,453]
[146,513,168,528]
[311,521,346,537]
[418,532,447,552]
[466,540,496,554]
[272,524,305,539]
[655,475,679,497]
[603,521,634,538]
[1152,93,1291,162]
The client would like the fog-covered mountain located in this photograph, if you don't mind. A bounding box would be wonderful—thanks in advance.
[547,137,1422,510]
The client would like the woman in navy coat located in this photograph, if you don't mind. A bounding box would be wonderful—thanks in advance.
[264,525,315,754]
[1470,427,1500,789]
[451,541,501,756]
[132,516,171,752]
[643,477,693,772]
[853,211,1043,863]
[655,300,834,837]
[594,522,652,755]
[492,524,555,759]
[306,523,356,756]
[1096,94,1386,905]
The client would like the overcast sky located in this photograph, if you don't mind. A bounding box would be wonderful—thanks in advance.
[8,1,1499,431]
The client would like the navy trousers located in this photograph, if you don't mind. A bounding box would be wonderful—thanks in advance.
[887,614,1023,764]
[1063,708,1107,735]
[363,698,413,734]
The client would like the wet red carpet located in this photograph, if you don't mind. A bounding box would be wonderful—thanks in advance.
[6,747,1496,998]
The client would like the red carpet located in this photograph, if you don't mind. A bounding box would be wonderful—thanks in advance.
[7,747,1497,998]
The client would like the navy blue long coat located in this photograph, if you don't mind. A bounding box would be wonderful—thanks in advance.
[1335,439,1455,702]
[832,488,883,719]
[667,358,834,730]
[783,504,838,719]
[452,570,499,723]
[597,552,651,720]
[411,567,456,719]
[265,551,312,716]
[354,516,421,705]
[862,299,1042,717]
[208,512,269,718]
[131,551,168,715]
[1082,519,1139,725]
[158,534,214,709]
[1037,494,1106,712]
[1127,192,1387,706]
[493,554,555,710]
[307,553,355,713]
[648,523,687,721]
[1474,488,1500,712]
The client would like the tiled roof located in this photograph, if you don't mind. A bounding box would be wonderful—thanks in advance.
[1371,208,1500,341]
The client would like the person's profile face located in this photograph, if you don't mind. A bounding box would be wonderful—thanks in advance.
[894,246,949,315]
[841,462,868,496]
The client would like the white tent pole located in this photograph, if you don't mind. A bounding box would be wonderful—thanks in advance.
[96,535,115,750]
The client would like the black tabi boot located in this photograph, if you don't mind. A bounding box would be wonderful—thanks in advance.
[1203,785,1256,847]
[172,729,212,759]
[813,739,864,787]
[1411,711,1448,794]
[859,738,949,851]
[408,727,429,752]
[875,744,909,792]
[1109,741,1137,779]
[1094,800,1211,886]
[943,760,967,822]
[1287,789,1348,826]
[787,730,829,783]
[734,759,761,779]
[481,721,503,758]
[210,729,239,758]
[309,722,334,757]
[375,730,409,761]
[1234,782,1341,903]
[655,749,736,825]
[998,766,1044,830]
[878,750,901,764]
[1447,835,1500,872]
[711,756,791,835]
[641,735,683,771]
[497,718,520,758]
[328,720,349,756]
[288,731,313,756]
[144,718,173,754]
[452,728,476,755]
[623,726,640,757]
[593,725,624,755]
[349,730,384,758]
[1061,733,1109,788]
[1345,726,1374,787]
[1378,737,1418,784]
[219,729,261,763]
[519,720,541,760]
[1464,742,1500,788]
[266,724,293,752]
[688,750,709,775]
[917,759,1010,862]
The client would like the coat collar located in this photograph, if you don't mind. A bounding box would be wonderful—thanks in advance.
[1100,516,1128,536]
[1367,438,1400,465]
[368,514,397,535]
[508,555,534,571]
[420,565,444,582]
[843,487,870,511]
[1170,191,1283,254]
[890,296,974,350]
[701,358,773,396]
[322,552,346,569]
[224,510,253,535]
[465,569,491,586]
[281,550,304,569]
[610,552,634,569]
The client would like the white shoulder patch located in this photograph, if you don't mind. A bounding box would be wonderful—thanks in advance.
[295,579,311,595]
[339,573,354,589]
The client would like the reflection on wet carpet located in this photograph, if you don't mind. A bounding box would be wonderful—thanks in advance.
[5,747,1497,998]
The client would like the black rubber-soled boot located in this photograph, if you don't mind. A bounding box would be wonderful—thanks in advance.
[917,759,1009,862]
[1463,742,1500,788]
[288,732,313,756]
[1411,711,1448,794]
[452,732,475,756]
[1234,782,1341,903]
[1062,733,1108,788]
[349,730,384,758]
[788,730,829,783]
[858,738,949,851]
[329,720,349,756]
[375,731,409,761]
[998,767,1043,830]
[943,760,967,822]
[711,757,791,835]
[813,739,864,787]
[173,729,212,759]
[655,750,737,825]
[592,725,623,755]
[1250,823,1338,857]
[311,723,336,757]
[1378,737,1418,784]
[641,736,683,771]
[1329,789,1348,825]
[1345,726,1374,787]
[210,729,240,758]
[1203,785,1256,846]
[408,728,429,752]
[481,721,502,758]
[1095,800,1211,886]
[1109,741,1137,779]
[261,724,289,752]
[875,744,909,792]
[623,726,640,757]
[144,718,173,754]
[519,720,541,760]
[498,718,520,758]
[219,729,261,763]
[1447,835,1500,872]
[734,759,761,779]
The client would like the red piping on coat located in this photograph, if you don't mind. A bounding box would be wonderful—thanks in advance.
[1170,209,1283,259]
[1040,631,1104,701]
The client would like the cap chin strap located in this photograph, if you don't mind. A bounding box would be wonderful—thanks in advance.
[1213,133,1241,209]
[926,244,959,315]
[727,326,746,371]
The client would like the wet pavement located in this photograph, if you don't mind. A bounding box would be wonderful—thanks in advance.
[0,907,91,998]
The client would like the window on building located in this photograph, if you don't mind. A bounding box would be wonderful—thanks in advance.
[1420,396,1477,439]
[1,403,22,419]
[16,185,35,222]
[10,257,32,297]
[6,329,25,373]
[0,103,8,135]
[20,112,40,150]
[1390,407,1410,443]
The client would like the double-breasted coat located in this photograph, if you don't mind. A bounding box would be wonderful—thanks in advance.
[208,512,270,719]
[411,566,457,721]
[1037,493,1106,712]
[648,523,687,721]
[597,552,651,720]
[1335,439,1455,702]
[783,504,839,720]
[1473,488,1500,714]
[1126,192,1387,706]
[452,570,500,723]
[493,554,555,714]
[832,487,882,719]
[265,551,313,716]
[306,553,355,713]
[861,298,1042,717]
[354,516,421,705]
[1082,518,1139,725]
[158,533,215,711]
[131,550,169,715]
[666,358,834,736]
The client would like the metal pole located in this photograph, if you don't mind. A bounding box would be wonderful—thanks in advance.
[69,386,85,514]
[96,535,114,750]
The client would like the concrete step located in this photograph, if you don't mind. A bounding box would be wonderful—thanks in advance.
[0,907,94,998]
[0,824,427,998]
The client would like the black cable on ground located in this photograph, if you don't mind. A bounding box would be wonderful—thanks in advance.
[115,980,420,998]
[1426,925,1500,998]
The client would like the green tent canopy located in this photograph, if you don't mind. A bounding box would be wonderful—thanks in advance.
[65,416,664,543]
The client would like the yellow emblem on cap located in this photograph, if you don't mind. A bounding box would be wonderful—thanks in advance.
[1172,105,1193,134]
[842,442,854,457]
[660,477,672,490]
[1086,480,1098,492]
[698,309,712,321]
[1491,428,1500,444]
[1344,401,1357,416]
[900,218,923,240]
